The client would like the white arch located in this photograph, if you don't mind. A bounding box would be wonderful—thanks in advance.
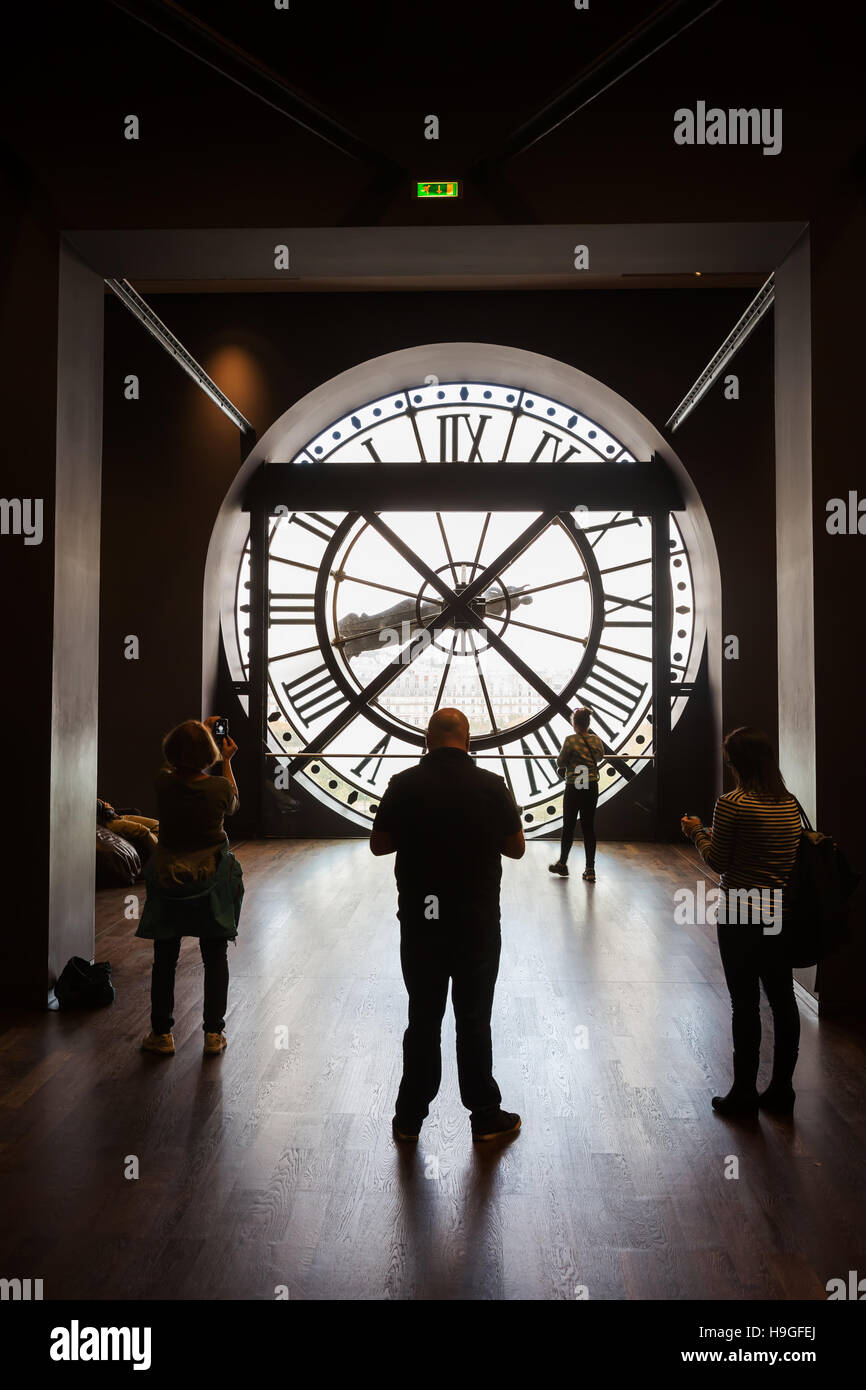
[202,342,722,766]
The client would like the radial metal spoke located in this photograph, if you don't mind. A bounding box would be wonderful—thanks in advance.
[270,556,320,572]
[436,513,460,586]
[469,629,500,735]
[517,573,585,598]
[331,570,423,602]
[365,510,557,622]
[599,557,652,577]
[468,631,517,798]
[434,632,457,712]
[471,512,492,577]
[506,617,588,644]
[598,642,653,664]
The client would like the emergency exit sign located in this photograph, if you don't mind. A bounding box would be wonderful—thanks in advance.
[416,181,461,198]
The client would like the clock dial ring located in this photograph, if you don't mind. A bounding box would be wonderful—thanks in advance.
[304,507,608,752]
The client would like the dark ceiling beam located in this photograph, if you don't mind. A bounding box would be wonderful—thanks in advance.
[468,0,726,182]
[107,0,402,179]
[243,461,684,514]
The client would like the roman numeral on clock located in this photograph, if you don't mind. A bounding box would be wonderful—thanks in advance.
[603,589,653,626]
[438,413,492,462]
[350,733,392,784]
[578,659,647,740]
[528,430,581,464]
[268,590,316,626]
[519,722,562,795]
[282,664,350,723]
[287,512,339,543]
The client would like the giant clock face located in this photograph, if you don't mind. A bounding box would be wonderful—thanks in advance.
[233,380,696,835]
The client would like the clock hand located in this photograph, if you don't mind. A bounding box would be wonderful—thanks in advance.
[335,586,533,658]
[335,597,443,658]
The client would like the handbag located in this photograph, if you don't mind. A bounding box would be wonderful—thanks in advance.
[54,956,116,1009]
[782,800,861,967]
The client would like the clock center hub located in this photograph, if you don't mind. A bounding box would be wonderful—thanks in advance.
[416,562,515,653]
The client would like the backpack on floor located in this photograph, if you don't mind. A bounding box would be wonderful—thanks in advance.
[54,956,116,1009]
[782,801,861,968]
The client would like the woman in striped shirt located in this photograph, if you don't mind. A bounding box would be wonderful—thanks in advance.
[550,707,606,882]
[682,727,802,1117]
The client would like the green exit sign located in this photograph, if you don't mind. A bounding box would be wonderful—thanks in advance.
[416,181,461,198]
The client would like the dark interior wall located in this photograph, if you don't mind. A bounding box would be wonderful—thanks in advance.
[96,297,246,815]
[98,286,776,831]
[671,312,778,756]
[0,155,60,1005]
[809,201,866,1008]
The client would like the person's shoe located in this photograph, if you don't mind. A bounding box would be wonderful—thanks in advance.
[582,867,596,882]
[711,1086,759,1117]
[758,1083,796,1114]
[471,1109,522,1141]
[548,862,569,877]
[141,1032,175,1055]
[392,1116,420,1142]
[203,1032,227,1054]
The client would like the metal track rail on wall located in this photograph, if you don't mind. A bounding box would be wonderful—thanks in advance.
[105,277,254,435]
[666,274,775,432]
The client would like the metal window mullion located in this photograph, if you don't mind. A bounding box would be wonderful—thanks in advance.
[651,504,673,838]
[248,500,269,836]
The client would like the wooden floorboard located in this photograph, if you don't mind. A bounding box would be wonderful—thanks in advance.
[2,838,865,1301]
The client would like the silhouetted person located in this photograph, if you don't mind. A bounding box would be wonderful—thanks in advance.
[549,707,605,880]
[137,717,243,1057]
[370,707,525,1142]
[682,727,802,1116]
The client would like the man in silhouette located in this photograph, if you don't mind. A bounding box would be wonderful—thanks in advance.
[370,707,525,1142]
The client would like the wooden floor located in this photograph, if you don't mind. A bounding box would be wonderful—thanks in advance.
[2,838,866,1302]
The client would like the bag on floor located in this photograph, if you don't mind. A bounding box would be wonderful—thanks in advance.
[54,956,116,1009]
[783,801,861,967]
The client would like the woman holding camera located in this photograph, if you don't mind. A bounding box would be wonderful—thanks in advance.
[137,717,243,1057]
[681,727,802,1116]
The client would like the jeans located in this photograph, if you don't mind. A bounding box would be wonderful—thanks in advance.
[395,916,502,1122]
[107,814,159,855]
[150,934,229,1034]
[559,783,599,866]
[717,923,800,1089]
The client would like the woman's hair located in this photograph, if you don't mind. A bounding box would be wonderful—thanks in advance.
[163,719,220,773]
[723,726,789,801]
[572,707,592,732]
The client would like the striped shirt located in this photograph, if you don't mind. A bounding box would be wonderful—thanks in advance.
[557,731,605,785]
[689,788,802,918]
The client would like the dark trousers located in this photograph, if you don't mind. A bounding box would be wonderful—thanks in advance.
[395,917,502,1123]
[717,924,800,1089]
[559,783,599,866]
[150,935,230,1035]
